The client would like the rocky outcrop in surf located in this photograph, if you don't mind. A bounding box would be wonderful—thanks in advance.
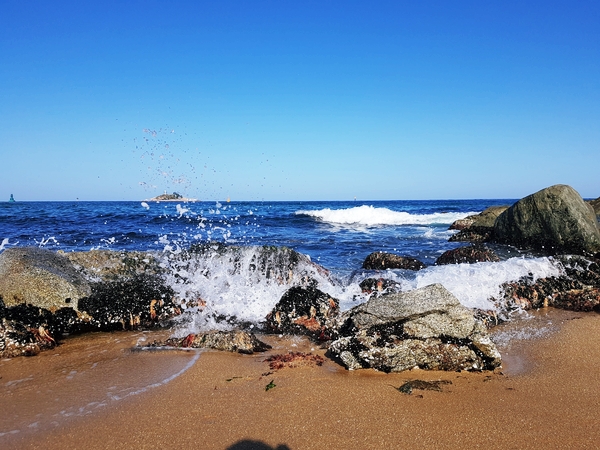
[362,252,426,271]
[328,284,501,372]
[493,255,600,312]
[265,285,339,340]
[449,206,508,243]
[435,245,500,265]
[494,184,600,256]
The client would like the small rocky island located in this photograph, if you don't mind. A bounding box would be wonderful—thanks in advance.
[148,192,198,202]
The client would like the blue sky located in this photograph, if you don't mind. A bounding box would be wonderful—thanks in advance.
[1,1,598,201]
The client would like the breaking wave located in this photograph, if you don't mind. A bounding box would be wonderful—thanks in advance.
[296,205,475,227]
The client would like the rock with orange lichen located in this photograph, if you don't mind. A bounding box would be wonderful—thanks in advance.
[265,286,339,340]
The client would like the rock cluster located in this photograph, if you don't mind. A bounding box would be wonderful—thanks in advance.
[494,185,600,256]
[449,206,508,242]
[327,284,501,372]
[494,255,600,312]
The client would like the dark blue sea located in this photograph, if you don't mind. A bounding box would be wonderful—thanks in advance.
[0,199,512,269]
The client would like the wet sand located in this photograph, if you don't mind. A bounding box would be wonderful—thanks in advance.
[2,309,600,450]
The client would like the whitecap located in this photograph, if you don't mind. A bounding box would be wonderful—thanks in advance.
[296,205,475,227]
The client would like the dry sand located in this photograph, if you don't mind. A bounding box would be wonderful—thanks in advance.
[2,309,600,450]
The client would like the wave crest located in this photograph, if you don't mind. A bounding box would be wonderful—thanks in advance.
[296,205,474,227]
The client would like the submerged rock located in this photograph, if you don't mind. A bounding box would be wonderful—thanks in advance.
[0,247,91,310]
[265,286,339,340]
[362,252,426,271]
[328,284,501,372]
[494,185,600,255]
[151,330,271,354]
[435,245,500,265]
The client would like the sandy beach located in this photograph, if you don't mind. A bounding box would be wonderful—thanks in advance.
[1,308,599,450]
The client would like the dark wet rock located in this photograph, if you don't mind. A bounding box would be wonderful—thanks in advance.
[449,206,508,242]
[449,228,494,243]
[359,278,403,296]
[494,185,600,255]
[0,247,91,310]
[265,286,339,340]
[0,298,83,357]
[362,252,426,271]
[494,255,600,313]
[151,330,271,354]
[78,274,180,330]
[435,246,500,265]
[65,250,163,282]
[328,284,501,372]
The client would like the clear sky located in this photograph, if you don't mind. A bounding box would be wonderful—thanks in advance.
[1,1,598,201]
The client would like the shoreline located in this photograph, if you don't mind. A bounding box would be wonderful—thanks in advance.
[2,308,600,449]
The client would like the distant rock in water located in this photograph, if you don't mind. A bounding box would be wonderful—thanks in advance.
[328,284,501,372]
[494,185,600,256]
[435,245,500,265]
[149,192,197,202]
[362,252,426,271]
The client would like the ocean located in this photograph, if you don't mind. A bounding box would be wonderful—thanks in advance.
[0,199,563,328]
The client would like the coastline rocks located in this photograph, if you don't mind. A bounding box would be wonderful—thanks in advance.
[449,206,508,243]
[0,247,91,311]
[495,255,600,312]
[150,330,271,354]
[435,246,500,265]
[362,252,426,271]
[494,185,600,256]
[328,284,501,372]
[265,286,339,340]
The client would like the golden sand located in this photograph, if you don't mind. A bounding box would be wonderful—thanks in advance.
[2,309,600,449]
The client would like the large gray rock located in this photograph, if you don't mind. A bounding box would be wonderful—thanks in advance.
[0,247,90,311]
[329,284,501,372]
[494,185,600,255]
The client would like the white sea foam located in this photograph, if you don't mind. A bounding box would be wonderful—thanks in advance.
[163,246,345,335]
[162,245,563,335]
[296,205,474,227]
[404,257,562,310]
